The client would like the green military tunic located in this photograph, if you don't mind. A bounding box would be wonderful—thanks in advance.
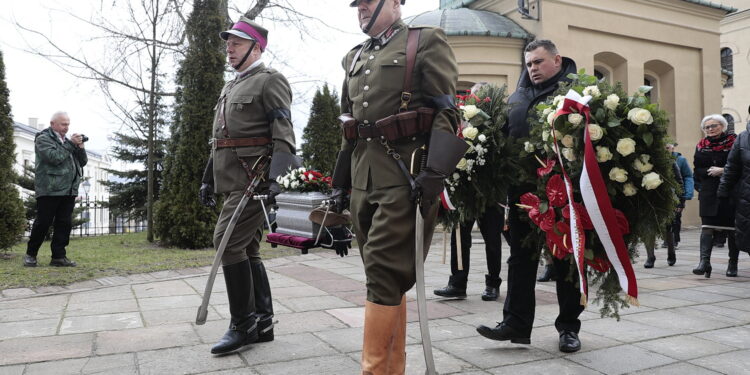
[340,20,460,305]
[212,62,296,266]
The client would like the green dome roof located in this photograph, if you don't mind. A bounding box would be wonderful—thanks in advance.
[406,8,529,39]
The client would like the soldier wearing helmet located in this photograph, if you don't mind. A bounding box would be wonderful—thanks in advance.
[330,0,466,373]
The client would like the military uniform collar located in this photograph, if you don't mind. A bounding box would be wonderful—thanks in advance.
[367,19,406,49]
[236,61,265,80]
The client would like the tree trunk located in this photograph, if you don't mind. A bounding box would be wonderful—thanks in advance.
[146,0,160,242]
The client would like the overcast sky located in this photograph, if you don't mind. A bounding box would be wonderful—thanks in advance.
[0,0,439,159]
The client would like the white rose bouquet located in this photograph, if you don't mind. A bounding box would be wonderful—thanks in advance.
[441,84,520,227]
[519,70,679,318]
[276,167,333,194]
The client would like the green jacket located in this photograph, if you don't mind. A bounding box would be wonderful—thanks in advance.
[211,63,296,193]
[34,127,88,197]
[340,20,460,190]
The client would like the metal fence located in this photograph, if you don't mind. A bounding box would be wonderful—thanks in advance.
[75,201,147,237]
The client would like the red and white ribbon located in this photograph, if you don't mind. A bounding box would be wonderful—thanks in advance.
[440,188,456,211]
[556,89,639,305]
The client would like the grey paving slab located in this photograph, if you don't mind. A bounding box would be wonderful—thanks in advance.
[59,312,142,334]
[621,307,737,333]
[0,294,68,310]
[0,365,24,375]
[273,311,348,335]
[489,358,602,374]
[634,335,737,361]
[0,307,62,323]
[239,332,338,366]
[527,324,623,354]
[96,323,201,355]
[716,298,750,312]
[137,344,245,375]
[66,285,133,304]
[141,306,222,326]
[137,294,202,311]
[651,287,738,304]
[404,344,477,374]
[689,349,750,375]
[96,276,132,286]
[631,362,722,375]
[567,344,676,374]
[65,280,103,290]
[269,285,327,299]
[694,325,750,349]
[635,292,697,309]
[0,318,60,340]
[252,354,360,375]
[2,288,35,297]
[580,317,682,343]
[65,298,139,317]
[433,335,555,369]
[278,295,356,312]
[0,333,94,366]
[313,327,365,353]
[132,279,197,298]
[23,353,137,375]
[407,318,480,343]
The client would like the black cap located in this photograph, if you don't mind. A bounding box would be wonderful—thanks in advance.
[349,0,405,6]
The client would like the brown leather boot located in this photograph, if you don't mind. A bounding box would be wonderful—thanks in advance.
[361,300,401,375]
[386,296,407,375]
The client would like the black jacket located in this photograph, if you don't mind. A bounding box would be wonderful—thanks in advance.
[694,135,735,218]
[718,123,750,249]
[505,57,577,139]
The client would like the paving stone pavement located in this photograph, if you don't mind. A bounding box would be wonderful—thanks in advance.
[2,229,750,374]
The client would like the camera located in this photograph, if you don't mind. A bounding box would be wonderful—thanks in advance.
[81,135,89,143]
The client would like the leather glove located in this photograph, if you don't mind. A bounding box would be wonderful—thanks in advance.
[412,169,445,215]
[331,188,349,214]
[328,226,350,257]
[199,183,216,207]
[265,181,282,205]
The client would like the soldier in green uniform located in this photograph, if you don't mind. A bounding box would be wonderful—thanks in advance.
[198,17,298,355]
[330,1,467,373]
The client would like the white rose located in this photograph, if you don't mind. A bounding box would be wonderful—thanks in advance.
[561,135,575,148]
[627,108,654,125]
[456,158,468,171]
[608,167,628,183]
[623,183,638,196]
[276,176,283,183]
[547,111,557,125]
[478,134,487,143]
[588,124,604,141]
[542,107,553,116]
[462,105,480,120]
[553,95,565,109]
[524,141,535,152]
[616,138,637,156]
[632,154,654,173]
[604,94,620,110]
[462,126,479,140]
[298,167,305,172]
[290,181,299,189]
[542,130,550,142]
[642,172,663,190]
[568,113,583,126]
[562,147,577,161]
[554,129,564,140]
[452,173,460,180]
[596,146,613,162]
[465,140,474,154]
[283,180,290,188]
[583,85,601,98]
[300,173,307,181]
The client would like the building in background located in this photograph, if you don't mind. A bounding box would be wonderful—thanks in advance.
[410,0,738,226]
[720,0,750,132]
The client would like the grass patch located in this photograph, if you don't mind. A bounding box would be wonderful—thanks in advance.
[1,232,322,290]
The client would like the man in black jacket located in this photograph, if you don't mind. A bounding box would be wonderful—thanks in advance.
[476,40,584,353]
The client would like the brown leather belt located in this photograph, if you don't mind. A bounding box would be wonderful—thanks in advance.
[212,137,272,149]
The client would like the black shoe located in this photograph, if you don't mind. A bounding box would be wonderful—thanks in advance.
[211,259,259,354]
[50,257,77,267]
[559,330,581,353]
[481,286,499,301]
[210,317,259,354]
[476,322,530,344]
[434,284,467,299]
[726,259,738,277]
[23,255,37,267]
[537,264,556,282]
[643,257,655,269]
[251,262,274,343]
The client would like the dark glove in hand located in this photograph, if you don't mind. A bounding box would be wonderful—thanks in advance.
[331,188,349,214]
[199,183,216,207]
[265,182,282,205]
[328,226,350,257]
[413,169,444,211]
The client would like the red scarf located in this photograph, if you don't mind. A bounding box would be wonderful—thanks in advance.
[697,133,736,152]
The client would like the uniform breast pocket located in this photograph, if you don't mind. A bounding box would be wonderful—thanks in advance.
[379,57,406,91]
[230,95,254,112]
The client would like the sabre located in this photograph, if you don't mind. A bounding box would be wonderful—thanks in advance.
[196,155,270,325]
[415,203,437,375]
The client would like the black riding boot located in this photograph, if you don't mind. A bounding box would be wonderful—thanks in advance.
[693,230,713,278]
[251,262,275,342]
[727,232,739,277]
[644,246,656,269]
[211,259,258,354]
[666,231,676,266]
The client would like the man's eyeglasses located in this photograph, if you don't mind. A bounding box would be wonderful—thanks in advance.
[703,123,721,130]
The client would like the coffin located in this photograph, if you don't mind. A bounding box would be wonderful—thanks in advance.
[274,191,329,238]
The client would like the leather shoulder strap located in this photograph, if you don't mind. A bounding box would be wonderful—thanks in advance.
[400,28,422,111]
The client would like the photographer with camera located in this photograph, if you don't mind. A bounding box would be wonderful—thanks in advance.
[23,111,87,267]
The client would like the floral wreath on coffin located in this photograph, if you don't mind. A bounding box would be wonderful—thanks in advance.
[518,70,679,319]
[276,167,333,194]
[439,84,522,228]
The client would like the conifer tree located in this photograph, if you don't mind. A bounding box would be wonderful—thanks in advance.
[0,50,28,251]
[154,0,225,248]
[301,84,341,175]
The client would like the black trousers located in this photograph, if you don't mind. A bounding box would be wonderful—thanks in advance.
[26,196,76,259]
[670,210,683,244]
[448,205,503,289]
[502,204,584,336]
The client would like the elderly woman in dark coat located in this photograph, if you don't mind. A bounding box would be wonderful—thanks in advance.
[693,114,737,278]
[718,120,750,276]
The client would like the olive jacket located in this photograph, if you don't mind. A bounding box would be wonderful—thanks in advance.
[33,127,87,197]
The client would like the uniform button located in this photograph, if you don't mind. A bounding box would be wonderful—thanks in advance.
[393,59,398,63]
[369,55,374,60]
[364,120,370,124]
[365,69,371,75]
[364,85,370,91]
[374,45,381,50]
[363,102,369,108]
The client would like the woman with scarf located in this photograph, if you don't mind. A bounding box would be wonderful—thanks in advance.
[693,114,737,278]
